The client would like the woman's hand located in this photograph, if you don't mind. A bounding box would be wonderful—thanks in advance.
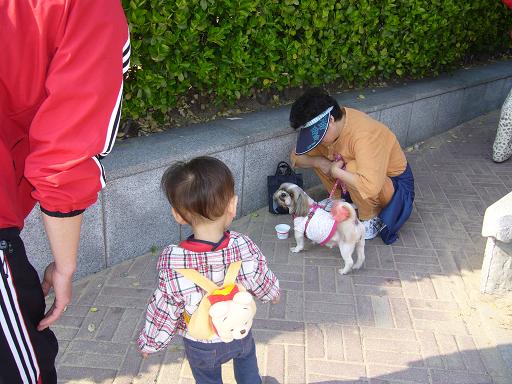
[330,159,345,179]
[315,157,334,176]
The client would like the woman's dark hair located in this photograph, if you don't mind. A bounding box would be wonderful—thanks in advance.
[161,156,235,224]
[289,87,343,129]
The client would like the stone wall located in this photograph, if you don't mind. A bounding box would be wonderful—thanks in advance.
[21,61,512,279]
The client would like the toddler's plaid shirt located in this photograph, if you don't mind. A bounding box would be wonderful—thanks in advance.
[138,231,279,353]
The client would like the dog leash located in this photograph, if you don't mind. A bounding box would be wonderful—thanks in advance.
[301,154,348,237]
[323,153,348,207]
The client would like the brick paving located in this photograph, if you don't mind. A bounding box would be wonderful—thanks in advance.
[49,110,512,383]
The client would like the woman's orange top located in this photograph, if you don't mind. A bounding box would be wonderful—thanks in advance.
[291,108,407,200]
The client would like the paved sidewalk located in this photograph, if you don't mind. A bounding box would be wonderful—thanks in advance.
[49,111,512,384]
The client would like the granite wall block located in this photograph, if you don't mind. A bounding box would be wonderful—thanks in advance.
[407,96,441,146]
[459,84,489,123]
[242,134,296,216]
[102,167,180,266]
[378,104,412,147]
[435,90,464,134]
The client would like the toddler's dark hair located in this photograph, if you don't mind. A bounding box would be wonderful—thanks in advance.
[161,156,235,224]
[289,87,344,129]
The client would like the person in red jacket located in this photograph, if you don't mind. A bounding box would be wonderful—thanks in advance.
[0,1,129,382]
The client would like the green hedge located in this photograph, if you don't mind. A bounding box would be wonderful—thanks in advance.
[122,0,511,123]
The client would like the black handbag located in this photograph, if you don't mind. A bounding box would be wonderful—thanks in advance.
[267,161,303,214]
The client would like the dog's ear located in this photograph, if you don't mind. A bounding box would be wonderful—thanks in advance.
[294,191,310,217]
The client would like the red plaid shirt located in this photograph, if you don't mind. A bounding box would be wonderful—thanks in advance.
[138,231,280,353]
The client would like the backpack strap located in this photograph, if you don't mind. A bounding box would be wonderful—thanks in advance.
[175,260,242,294]
[223,260,242,286]
[174,268,219,294]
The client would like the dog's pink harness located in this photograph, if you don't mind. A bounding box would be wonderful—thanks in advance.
[294,204,337,246]
[292,154,347,246]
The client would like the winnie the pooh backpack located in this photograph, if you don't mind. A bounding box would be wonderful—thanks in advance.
[175,261,257,343]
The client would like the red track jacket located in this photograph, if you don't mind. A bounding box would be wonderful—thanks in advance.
[0,0,129,229]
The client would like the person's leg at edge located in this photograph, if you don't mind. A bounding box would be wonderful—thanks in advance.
[344,161,394,239]
[344,160,394,220]
[492,88,512,163]
[183,338,222,384]
[233,333,262,384]
[0,231,58,384]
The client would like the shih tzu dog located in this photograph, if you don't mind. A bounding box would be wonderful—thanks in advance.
[273,182,365,275]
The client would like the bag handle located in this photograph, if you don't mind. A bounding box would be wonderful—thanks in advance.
[275,161,293,176]
[175,260,243,294]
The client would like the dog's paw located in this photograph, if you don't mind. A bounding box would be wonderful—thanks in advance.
[338,268,351,275]
[290,246,303,253]
[353,263,363,270]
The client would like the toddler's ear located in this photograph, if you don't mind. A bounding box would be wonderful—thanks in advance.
[171,208,188,225]
[228,195,238,217]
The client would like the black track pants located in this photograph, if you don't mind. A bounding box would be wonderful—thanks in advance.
[0,228,58,384]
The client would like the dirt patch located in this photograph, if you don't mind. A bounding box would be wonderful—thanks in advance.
[477,292,512,331]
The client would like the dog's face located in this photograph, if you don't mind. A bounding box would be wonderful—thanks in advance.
[273,183,309,217]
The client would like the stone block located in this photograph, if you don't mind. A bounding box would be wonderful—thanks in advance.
[301,168,321,190]
[103,167,180,267]
[368,110,381,120]
[103,120,246,180]
[483,80,509,113]
[241,133,296,215]
[406,75,463,99]
[338,87,415,113]
[378,103,412,147]
[435,90,464,134]
[481,238,512,294]
[460,84,488,124]
[103,147,245,266]
[218,108,292,143]
[482,191,512,242]
[21,199,105,280]
[499,77,512,106]
[407,96,441,146]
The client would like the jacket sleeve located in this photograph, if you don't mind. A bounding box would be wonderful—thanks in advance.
[24,0,130,216]
[243,236,280,302]
[138,271,184,354]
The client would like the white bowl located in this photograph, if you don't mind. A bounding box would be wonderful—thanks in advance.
[275,224,291,239]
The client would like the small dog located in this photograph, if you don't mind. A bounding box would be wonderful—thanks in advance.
[273,183,365,275]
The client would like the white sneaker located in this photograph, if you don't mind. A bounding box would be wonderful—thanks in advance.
[363,217,384,240]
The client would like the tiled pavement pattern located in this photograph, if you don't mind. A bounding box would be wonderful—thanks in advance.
[49,111,512,384]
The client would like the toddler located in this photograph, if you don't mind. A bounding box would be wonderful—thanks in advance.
[138,156,280,384]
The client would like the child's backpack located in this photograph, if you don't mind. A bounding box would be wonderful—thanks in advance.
[175,261,257,343]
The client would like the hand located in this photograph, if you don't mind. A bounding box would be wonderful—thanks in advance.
[330,159,345,178]
[272,293,280,304]
[37,262,73,331]
[315,157,333,176]
[141,351,149,359]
